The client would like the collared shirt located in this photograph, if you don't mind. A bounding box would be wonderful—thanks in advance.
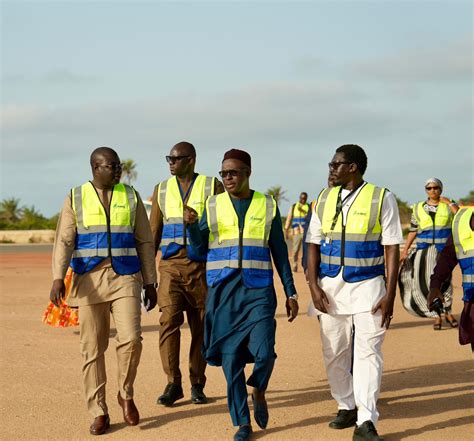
[149,175,224,307]
[306,184,403,315]
[52,185,157,306]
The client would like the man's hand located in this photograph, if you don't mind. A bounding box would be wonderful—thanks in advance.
[50,279,66,307]
[183,205,199,224]
[285,298,299,322]
[371,294,395,329]
[427,287,443,311]
[143,284,158,311]
[309,283,330,313]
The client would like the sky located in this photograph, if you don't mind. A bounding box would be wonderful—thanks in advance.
[1,0,473,217]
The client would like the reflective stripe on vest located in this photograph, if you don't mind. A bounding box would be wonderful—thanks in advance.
[206,191,276,288]
[291,202,309,228]
[452,207,474,301]
[158,175,214,260]
[413,202,452,251]
[315,183,386,283]
[70,182,140,275]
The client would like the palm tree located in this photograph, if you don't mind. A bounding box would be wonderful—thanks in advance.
[0,197,23,223]
[121,159,138,185]
[267,186,288,205]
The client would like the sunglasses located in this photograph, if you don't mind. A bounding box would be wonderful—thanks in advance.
[425,186,440,190]
[219,169,246,178]
[165,155,190,164]
[328,161,352,169]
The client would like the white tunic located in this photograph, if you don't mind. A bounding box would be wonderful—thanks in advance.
[306,183,403,315]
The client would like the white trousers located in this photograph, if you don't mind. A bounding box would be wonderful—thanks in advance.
[319,310,386,425]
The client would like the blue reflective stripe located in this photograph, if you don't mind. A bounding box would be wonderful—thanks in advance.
[418,229,451,240]
[162,223,184,239]
[206,267,273,288]
[344,240,384,259]
[343,264,385,282]
[76,232,135,249]
[207,245,271,262]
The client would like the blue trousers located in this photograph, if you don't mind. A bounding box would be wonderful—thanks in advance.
[221,318,276,426]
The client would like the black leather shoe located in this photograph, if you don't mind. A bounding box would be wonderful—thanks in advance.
[353,421,384,441]
[329,409,357,429]
[191,384,208,404]
[251,393,269,429]
[157,383,184,406]
[234,424,252,441]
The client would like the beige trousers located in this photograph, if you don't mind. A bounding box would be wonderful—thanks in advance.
[79,296,142,417]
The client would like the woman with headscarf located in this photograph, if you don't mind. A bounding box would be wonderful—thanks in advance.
[399,178,459,329]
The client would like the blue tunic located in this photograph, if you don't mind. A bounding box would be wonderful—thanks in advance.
[187,192,296,366]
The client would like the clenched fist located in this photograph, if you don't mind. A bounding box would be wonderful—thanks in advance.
[183,204,199,224]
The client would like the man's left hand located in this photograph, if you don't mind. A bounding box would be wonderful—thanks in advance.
[286,298,299,322]
[143,284,158,311]
[371,295,394,329]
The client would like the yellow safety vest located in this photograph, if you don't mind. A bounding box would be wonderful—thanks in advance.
[413,201,452,251]
[158,174,215,260]
[206,191,276,288]
[452,207,474,301]
[315,182,385,282]
[71,181,140,275]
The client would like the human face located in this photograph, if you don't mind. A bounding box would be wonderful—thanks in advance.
[425,184,442,200]
[167,146,194,176]
[220,159,250,196]
[299,193,308,204]
[93,154,122,187]
[328,152,353,187]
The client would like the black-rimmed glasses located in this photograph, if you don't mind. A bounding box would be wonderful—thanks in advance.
[219,169,245,178]
[165,155,190,164]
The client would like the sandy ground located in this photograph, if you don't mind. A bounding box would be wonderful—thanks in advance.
[0,244,472,441]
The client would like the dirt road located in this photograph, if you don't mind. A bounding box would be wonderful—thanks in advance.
[0,245,472,440]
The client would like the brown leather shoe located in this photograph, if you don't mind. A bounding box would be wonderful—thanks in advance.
[89,415,110,435]
[117,392,140,426]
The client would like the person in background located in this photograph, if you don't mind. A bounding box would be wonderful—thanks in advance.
[285,192,310,272]
[399,178,459,330]
[428,207,474,351]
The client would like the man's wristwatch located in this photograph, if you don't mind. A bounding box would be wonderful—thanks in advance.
[144,282,158,289]
[289,294,299,301]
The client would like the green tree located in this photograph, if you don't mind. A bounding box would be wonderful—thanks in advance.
[267,186,288,205]
[0,197,23,223]
[121,159,138,185]
[459,190,474,205]
[394,196,412,225]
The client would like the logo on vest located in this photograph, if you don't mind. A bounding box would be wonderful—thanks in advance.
[113,203,126,209]
[352,210,368,216]
[249,215,264,222]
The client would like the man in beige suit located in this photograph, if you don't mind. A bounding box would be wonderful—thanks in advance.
[50,147,157,435]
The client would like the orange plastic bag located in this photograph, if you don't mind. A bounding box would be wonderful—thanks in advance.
[42,267,79,327]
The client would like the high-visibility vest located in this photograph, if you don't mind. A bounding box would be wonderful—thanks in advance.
[452,207,474,301]
[205,191,276,288]
[413,201,452,251]
[315,183,386,283]
[291,202,310,228]
[158,175,215,261]
[70,181,140,275]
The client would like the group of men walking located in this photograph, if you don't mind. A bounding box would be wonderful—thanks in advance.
[50,142,473,441]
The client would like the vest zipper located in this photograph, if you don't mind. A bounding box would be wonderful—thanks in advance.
[238,227,243,270]
[91,184,113,258]
[341,224,346,266]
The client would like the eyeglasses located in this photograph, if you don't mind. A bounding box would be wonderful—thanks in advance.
[219,169,245,178]
[165,155,190,164]
[425,186,440,190]
[328,161,352,169]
